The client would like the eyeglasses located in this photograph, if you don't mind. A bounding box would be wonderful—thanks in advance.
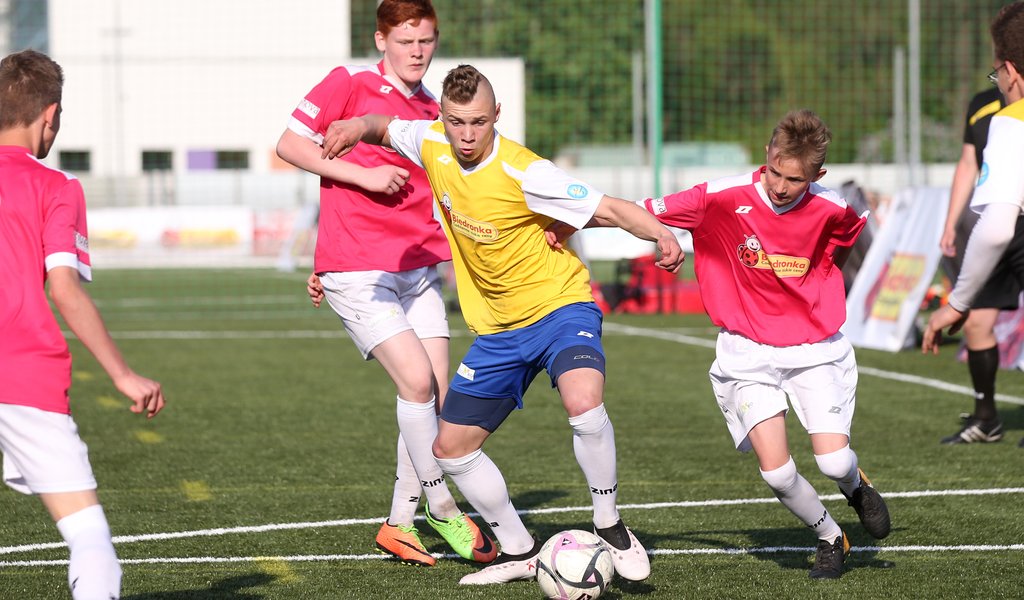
[989,62,1008,85]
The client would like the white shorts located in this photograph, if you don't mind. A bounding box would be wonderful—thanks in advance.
[708,330,858,453]
[0,404,97,495]
[320,266,450,359]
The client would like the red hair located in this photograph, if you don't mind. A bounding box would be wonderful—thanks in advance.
[377,0,437,37]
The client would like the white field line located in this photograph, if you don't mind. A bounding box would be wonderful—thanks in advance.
[91,323,1024,405]
[602,322,1024,406]
[1,487,1021,559]
[4,544,1024,568]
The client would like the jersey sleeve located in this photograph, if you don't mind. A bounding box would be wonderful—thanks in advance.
[972,114,1024,213]
[43,178,91,282]
[386,119,431,169]
[520,160,603,230]
[641,183,708,230]
[829,205,867,248]
[287,67,354,144]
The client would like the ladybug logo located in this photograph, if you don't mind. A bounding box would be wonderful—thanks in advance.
[737,235,762,267]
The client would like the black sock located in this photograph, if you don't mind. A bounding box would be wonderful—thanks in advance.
[967,346,1000,421]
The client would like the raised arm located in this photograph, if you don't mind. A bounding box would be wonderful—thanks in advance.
[47,267,165,418]
[276,124,409,196]
[320,114,395,160]
[592,195,685,272]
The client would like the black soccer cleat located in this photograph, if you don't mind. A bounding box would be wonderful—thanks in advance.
[809,532,849,579]
[842,468,891,539]
[940,418,1003,445]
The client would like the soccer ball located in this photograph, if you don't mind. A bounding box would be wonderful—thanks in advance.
[535,529,614,600]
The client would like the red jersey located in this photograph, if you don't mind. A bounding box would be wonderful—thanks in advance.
[287,61,451,273]
[642,168,866,346]
[0,146,92,414]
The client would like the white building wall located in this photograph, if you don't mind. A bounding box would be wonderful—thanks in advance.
[46,0,525,181]
[49,0,350,177]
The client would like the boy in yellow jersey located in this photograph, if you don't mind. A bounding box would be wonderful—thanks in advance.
[318,64,684,585]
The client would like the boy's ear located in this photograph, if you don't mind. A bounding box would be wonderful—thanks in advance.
[813,168,827,182]
[43,102,59,126]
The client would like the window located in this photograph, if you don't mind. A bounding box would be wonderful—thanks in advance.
[187,149,250,171]
[142,150,173,172]
[216,150,249,170]
[59,150,91,172]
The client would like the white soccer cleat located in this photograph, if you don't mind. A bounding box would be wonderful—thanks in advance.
[458,540,541,585]
[594,519,651,581]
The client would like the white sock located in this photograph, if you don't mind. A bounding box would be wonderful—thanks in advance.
[56,504,122,600]
[814,445,861,497]
[568,404,620,528]
[434,449,534,555]
[387,433,421,526]
[395,396,458,518]
[760,457,842,541]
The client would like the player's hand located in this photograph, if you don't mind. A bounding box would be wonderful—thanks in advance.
[364,165,411,195]
[321,119,365,160]
[544,221,577,250]
[921,304,969,354]
[939,227,957,257]
[113,372,165,419]
[654,232,685,273]
[307,273,324,308]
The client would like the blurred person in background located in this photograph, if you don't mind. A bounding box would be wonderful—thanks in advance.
[935,84,1018,446]
[0,49,166,600]
[276,0,496,566]
[924,1,1024,449]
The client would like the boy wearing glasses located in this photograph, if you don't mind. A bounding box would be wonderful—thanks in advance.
[924,1,1024,451]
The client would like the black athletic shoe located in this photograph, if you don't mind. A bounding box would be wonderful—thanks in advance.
[841,468,891,539]
[809,532,849,580]
[940,418,1004,444]
[1018,436,1024,449]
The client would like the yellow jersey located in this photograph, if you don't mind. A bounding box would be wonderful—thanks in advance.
[388,119,601,334]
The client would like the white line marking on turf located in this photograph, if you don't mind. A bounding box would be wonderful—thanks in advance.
[2,487,1021,556]
[3,544,1023,568]
[601,322,1024,406]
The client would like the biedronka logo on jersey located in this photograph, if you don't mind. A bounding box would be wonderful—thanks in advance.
[736,234,809,277]
[439,191,500,243]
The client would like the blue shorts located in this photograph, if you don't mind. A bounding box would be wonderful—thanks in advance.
[442,302,606,431]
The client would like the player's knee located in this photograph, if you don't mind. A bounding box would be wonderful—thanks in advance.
[397,377,436,404]
[814,445,857,481]
[760,456,799,494]
[567,403,610,435]
[432,447,482,475]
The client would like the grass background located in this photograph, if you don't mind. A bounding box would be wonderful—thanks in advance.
[0,268,1022,599]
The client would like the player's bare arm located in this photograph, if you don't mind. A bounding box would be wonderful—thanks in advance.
[940,143,980,257]
[591,195,685,272]
[47,267,165,418]
[320,114,395,160]
[277,129,409,195]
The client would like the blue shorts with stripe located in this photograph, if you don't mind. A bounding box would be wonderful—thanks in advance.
[442,302,606,431]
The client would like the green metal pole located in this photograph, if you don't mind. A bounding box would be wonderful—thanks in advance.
[646,0,663,198]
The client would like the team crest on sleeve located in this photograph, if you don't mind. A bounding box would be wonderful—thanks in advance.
[75,231,89,253]
[440,192,452,212]
[297,99,320,118]
[567,184,588,199]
